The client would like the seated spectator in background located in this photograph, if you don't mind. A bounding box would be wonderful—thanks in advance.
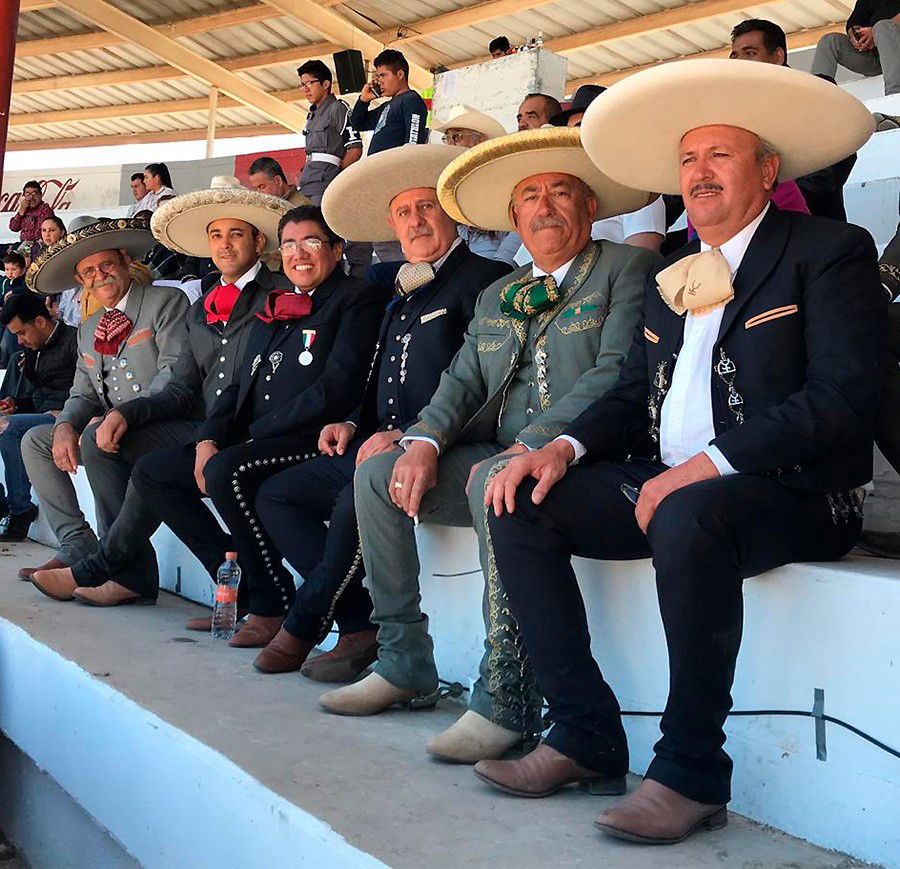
[39,183,292,607]
[0,293,78,542]
[812,0,900,94]
[250,144,511,678]
[247,156,311,207]
[2,252,27,298]
[37,215,66,257]
[20,217,190,599]
[516,93,563,130]
[9,181,54,262]
[489,36,512,57]
[474,60,879,843]
[317,129,658,744]
[129,206,386,646]
[139,163,177,211]
[351,49,430,264]
[431,105,521,264]
[548,85,665,253]
[126,172,149,217]
[731,18,858,220]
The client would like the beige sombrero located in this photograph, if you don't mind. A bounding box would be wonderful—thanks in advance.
[321,143,467,242]
[431,105,508,141]
[151,176,290,257]
[580,58,875,195]
[437,127,655,232]
[26,215,154,295]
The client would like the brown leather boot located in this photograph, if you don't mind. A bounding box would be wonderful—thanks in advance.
[473,743,626,798]
[31,567,77,601]
[253,628,315,673]
[185,610,249,632]
[73,581,154,607]
[300,629,378,683]
[228,614,283,648]
[19,558,66,582]
[595,779,727,844]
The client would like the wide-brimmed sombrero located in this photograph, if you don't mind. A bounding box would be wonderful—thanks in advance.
[151,176,290,257]
[431,105,508,141]
[437,127,655,231]
[26,215,154,295]
[580,58,875,195]
[322,144,467,242]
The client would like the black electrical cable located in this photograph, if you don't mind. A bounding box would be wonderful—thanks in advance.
[436,679,900,760]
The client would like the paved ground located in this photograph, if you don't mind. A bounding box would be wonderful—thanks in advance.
[0,540,877,868]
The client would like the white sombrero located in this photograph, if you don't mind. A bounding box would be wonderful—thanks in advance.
[431,105,508,141]
[580,58,875,195]
[321,143,467,242]
[437,127,655,231]
[26,215,154,295]
[150,176,291,256]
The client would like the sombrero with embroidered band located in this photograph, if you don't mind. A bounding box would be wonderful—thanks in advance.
[436,126,655,232]
[26,215,155,295]
[150,176,290,257]
[321,143,467,243]
[578,58,875,196]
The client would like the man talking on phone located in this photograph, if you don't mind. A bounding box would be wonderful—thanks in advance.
[350,49,430,263]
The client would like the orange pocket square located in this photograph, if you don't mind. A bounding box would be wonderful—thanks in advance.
[745,305,799,330]
[126,327,153,346]
[644,326,660,344]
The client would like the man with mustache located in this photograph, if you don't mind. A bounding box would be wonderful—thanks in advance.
[19,217,191,596]
[471,61,880,843]
[318,129,660,762]
[28,180,292,605]
[249,144,511,678]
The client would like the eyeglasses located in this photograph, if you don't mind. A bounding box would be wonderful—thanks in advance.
[279,238,327,254]
[298,79,322,89]
[441,131,470,145]
[78,259,121,281]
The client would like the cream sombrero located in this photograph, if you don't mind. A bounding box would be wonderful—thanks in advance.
[26,215,154,295]
[431,105,508,141]
[321,143,467,242]
[150,176,290,257]
[437,126,655,232]
[580,58,875,195]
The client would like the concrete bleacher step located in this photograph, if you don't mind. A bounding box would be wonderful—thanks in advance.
[0,541,875,868]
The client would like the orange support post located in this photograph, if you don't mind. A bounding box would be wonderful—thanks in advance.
[0,0,22,196]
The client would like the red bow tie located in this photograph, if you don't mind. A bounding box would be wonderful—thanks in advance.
[93,309,133,356]
[257,289,313,324]
[205,282,240,325]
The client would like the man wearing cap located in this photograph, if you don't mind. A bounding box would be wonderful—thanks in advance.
[128,205,385,647]
[249,144,511,678]
[318,128,659,743]
[19,217,191,596]
[471,61,881,842]
[432,105,521,265]
[29,182,291,606]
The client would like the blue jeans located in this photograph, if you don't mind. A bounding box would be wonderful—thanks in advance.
[0,413,54,514]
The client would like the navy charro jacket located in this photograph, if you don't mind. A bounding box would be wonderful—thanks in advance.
[566,206,886,492]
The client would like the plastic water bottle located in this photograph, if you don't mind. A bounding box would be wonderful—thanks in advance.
[212,552,241,639]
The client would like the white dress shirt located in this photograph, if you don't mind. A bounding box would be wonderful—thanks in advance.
[232,260,262,291]
[402,256,575,454]
[558,203,770,470]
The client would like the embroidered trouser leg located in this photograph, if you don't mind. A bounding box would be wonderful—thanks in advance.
[255,441,374,642]
[353,443,504,695]
[203,435,320,618]
[489,461,862,804]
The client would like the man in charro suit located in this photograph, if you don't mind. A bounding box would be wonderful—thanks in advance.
[30,180,292,606]
[20,217,191,597]
[318,129,660,759]
[249,144,511,680]
[471,61,881,844]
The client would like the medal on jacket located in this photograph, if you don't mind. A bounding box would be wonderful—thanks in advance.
[298,329,316,366]
[251,354,261,375]
[269,350,283,373]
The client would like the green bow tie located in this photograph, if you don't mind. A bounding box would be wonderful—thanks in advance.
[499,274,561,320]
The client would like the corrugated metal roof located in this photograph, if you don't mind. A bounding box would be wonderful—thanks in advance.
[10,0,854,148]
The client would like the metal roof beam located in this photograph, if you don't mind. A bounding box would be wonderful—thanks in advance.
[54,0,308,131]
